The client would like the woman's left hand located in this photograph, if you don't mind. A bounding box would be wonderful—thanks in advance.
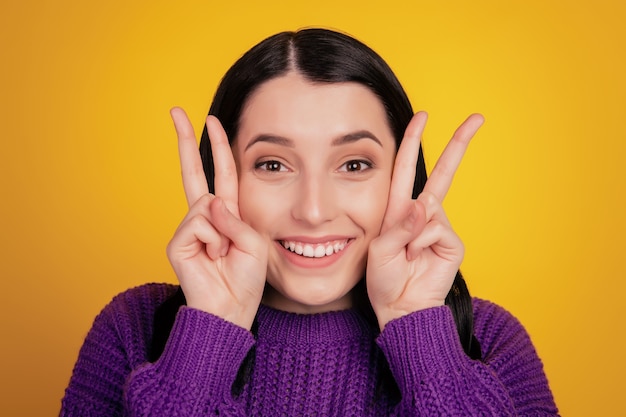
[366,112,484,330]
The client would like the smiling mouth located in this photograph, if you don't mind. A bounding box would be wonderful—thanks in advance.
[279,239,350,258]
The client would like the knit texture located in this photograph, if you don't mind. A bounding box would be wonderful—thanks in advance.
[60,283,559,416]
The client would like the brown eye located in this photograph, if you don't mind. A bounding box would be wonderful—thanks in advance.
[255,160,286,172]
[340,160,372,172]
[347,161,361,171]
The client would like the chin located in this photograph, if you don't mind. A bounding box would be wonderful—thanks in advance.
[263,280,357,314]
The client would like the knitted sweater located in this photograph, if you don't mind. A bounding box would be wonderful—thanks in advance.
[60,283,558,416]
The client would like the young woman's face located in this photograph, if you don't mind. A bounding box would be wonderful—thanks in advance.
[232,72,397,313]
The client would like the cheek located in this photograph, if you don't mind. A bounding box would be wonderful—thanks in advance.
[344,180,391,233]
[238,175,392,235]
[238,180,283,234]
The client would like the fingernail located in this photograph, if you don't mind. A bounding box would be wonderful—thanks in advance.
[213,196,224,210]
[217,198,229,215]
[403,205,418,230]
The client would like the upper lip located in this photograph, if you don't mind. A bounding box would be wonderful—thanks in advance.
[277,235,353,244]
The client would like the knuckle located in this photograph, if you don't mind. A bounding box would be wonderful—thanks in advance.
[165,241,174,258]
[430,219,447,234]
[197,193,213,204]
[188,193,213,211]
[165,238,184,263]
[188,214,207,229]
[182,162,204,178]
[419,191,439,207]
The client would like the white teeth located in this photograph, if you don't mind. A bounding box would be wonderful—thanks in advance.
[314,246,326,257]
[281,239,349,258]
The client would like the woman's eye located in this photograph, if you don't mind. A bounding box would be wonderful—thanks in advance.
[255,160,287,172]
[339,160,372,172]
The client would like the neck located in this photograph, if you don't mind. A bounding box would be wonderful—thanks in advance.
[261,284,354,314]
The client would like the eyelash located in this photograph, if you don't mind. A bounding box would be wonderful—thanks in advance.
[255,160,288,172]
[254,159,373,173]
[338,159,373,172]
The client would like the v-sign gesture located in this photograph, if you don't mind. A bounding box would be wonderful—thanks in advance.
[366,112,484,330]
[167,108,267,330]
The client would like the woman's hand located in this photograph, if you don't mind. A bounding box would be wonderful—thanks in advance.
[166,108,267,330]
[366,112,484,330]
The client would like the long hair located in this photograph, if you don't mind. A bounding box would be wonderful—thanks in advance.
[198,28,480,359]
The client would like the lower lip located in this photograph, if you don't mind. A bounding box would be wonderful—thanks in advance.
[276,241,352,269]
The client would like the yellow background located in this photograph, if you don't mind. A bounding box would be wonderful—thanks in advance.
[1,0,624,415]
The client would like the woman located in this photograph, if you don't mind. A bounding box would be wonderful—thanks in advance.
[60,28,559,416]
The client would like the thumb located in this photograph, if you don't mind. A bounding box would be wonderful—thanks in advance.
[208,197,263,257]
[372,202,427,262]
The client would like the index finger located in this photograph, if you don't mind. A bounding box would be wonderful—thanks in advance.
[383,111,428,230]
[206,115,239,214]
[171,107,209,208]
[423,113,484,201]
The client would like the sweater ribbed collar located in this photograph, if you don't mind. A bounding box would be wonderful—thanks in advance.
[255,304,374,345]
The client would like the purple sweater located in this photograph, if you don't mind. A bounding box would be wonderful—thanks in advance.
[60,283,558,416]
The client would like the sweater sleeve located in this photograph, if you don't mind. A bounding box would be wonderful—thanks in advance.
[59,285,256,417]
[124,306,255,416]
[60,284,173,417]
[376,302,559,416]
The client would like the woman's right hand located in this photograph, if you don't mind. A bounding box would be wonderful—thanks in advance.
[166,108,267,330]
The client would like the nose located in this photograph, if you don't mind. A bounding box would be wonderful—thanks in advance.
[291,173,336,226]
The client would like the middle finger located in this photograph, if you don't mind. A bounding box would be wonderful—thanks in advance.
[206,115,240,215]
[423,113,484,202]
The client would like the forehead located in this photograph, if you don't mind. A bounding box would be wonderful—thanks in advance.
[236,72,394,146]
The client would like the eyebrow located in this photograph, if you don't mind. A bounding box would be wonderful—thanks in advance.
[332,130,382,147]
[244,134,295,151]
[244,130,383,151]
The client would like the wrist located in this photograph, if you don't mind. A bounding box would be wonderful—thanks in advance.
[186,295,259,331]
[375,299,445,331]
